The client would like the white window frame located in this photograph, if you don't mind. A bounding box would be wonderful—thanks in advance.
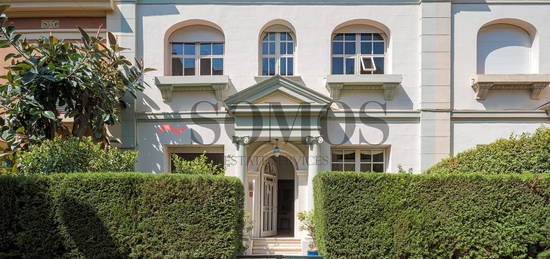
[331,32,385,75]
[360,56,376,72]
[260,31,295,76]
[331,149,386,172]
[170,42,224,76]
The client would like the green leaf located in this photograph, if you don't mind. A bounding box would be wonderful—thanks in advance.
[42,111,57,120]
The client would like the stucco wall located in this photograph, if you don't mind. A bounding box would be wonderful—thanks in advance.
[452,3,550,110]
[136,4,420,113]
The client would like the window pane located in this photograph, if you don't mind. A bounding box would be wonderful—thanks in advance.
[333,33,344,40]
[332,163,343,171]
[280,58,286,75]
[361,57,374,71]
[280,32,287,41]
[344,33,355,41]
[344,42,356,55]
[262,58,269,75]
[171,43,183,55]
[262,42,269,55]
[287,58,293,75]
[212,58,223,75]
[373,151,384,162]
[200,58,211,75]
[345,58,355,74]
[268,58,276,75]
[212,43,224,55]
[183,43,195,55]
[344,163,355,171]
[200,43,211,55]
[373,33,383,40]
[361,42,372,54]
[269,42,276,55]
[374,58,384,74]
[361,33,372,41]
[373,163,384,172]
[373,42,384,54]
[280,42,287,55]
[343,151,355,162]
[183,58,195,76]
[287,42,293,54]
[268,32,275,41]
[360,163,371,172]
[332,57,343,74]
[332,42,343,55]
[172,58,183,75]
[360,151,372,162]
[332,151,343,163]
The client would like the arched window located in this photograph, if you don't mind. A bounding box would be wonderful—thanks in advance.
[260,24,295,76]
[169,25,224,76]
[477,23,532,74]
[331,28,385,75]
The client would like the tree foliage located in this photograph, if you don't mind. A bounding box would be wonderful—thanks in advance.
[18,137,137,175]
[171,153,226,175]
[0,5,152,163]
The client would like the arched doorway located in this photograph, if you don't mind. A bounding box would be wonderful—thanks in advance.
[260,156,295,237]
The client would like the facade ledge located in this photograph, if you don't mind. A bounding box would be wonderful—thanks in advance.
[326,74,403,101]
[155,75,229,102]
[471,74,550,100]
[452,110,550,120]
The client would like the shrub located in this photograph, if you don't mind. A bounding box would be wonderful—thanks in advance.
[172,153,225,175]
[314,172,550,258]
[0,173,244,258]
[17,137,137,175]
[427,127,550,174]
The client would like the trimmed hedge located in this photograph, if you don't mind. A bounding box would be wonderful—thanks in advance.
[427,127,550,174]
[314,172,550,258]
[0,173,243,258]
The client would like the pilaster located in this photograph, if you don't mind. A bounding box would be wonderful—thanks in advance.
[420,0,452,171]
[107,0,138,149]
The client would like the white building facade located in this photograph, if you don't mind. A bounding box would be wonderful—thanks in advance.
[9,0,547,254]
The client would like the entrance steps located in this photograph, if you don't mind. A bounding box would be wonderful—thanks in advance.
[251,238,303,255]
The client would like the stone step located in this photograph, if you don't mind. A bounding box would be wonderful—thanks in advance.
[251,247,303,256]
[251,238,303,255]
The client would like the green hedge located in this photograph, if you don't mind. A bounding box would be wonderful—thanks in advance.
[314,172,550,258]
[0,173,243,258]
[427,127,549,174]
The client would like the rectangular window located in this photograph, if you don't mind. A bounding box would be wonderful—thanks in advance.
[331,149,385,173]
[332,32,385,75]
[170,42,224,76]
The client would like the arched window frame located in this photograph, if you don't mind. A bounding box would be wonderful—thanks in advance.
[260,30,295,76]
[331,31,386,75]
[169,25,225,76]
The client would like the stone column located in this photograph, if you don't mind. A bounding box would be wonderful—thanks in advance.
[233,136,250,188]
[305,136,323,211]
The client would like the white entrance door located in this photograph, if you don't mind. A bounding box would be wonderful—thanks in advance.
[261,158,277,237]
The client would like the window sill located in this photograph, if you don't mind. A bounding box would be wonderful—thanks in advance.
[325,74,402,101]
[471,74,550,100]
[155,75,229,102]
